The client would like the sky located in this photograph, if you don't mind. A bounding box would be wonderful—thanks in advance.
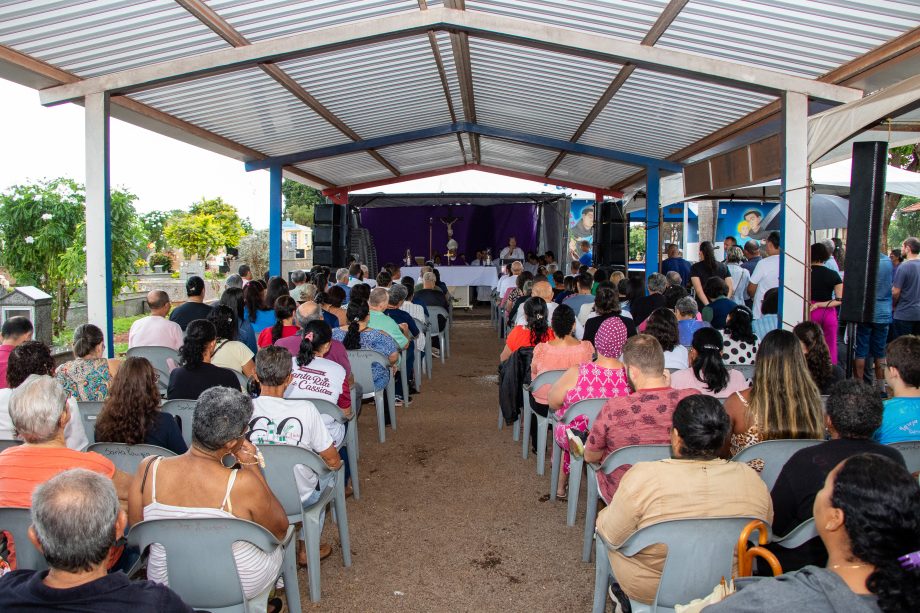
[0,79,271,226]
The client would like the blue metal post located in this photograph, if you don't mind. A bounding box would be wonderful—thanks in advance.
[269,165,282,277]
[645,166,660,280]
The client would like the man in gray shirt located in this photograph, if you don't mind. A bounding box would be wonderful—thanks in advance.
[892,236,920,338]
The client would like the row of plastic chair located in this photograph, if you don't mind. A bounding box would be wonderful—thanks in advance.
[0,440,349,607]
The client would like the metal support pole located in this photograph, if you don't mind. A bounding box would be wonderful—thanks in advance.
[269,165,283,277]
[779,92,809,330]
[645,166,661,280]
[85,92,113,357]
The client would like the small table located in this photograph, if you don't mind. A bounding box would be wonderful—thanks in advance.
[401,266,499,308]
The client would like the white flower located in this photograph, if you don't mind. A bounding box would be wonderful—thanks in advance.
[41,213,53,221]
[24,236,34,244]
[54,184,72,198]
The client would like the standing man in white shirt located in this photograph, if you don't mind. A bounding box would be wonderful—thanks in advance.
[747,231,782,319]
[499,236,525,260]
[128,290,184,351]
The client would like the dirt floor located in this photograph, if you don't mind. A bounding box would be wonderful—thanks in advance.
[299,306,596,612]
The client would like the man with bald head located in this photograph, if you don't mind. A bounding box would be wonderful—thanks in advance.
[514,279,585,338]
[128,290,183,351]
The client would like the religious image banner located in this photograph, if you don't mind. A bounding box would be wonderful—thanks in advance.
[568,199,595,263]
[715,201,773,243]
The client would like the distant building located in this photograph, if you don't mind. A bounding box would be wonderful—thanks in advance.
[283,220,313,258]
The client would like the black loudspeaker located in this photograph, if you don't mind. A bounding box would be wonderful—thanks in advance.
[594,200,628,269]
[313,200,348,268]
[840,141,887,323]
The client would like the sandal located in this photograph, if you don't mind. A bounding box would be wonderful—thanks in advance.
[555,492,568,502]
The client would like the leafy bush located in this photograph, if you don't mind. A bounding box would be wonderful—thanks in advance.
[148,253,172,272]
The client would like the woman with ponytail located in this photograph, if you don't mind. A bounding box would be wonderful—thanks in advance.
[55,323,121,401]
[670,327,748,398]
[167,319,240,399]
[500,297,555,362]
[331,298,398,392]
[707,453,920,613]
[257,295,298,348]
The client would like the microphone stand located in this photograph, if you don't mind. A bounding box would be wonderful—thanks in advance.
[428,217,433,261]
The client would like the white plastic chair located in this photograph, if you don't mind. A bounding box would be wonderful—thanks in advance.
[128,517,297,613]
[259,444,350,603]
[889,440,920,474]
[296,398,361,501]
[0,507,47,571]
[412,316,429,386]
[347,349,396,443]
[160,399,197,447]
[427,306,449,363]
[730,439,823,490]
[86,442,176,475]
[593,516,759,613]
[583,444,672,561]
[76,401,105,445]
[126,346,179,396]
[521,370,566,466]
[549,397,607,525]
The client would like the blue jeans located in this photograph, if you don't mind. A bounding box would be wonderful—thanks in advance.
[855,323,890,359]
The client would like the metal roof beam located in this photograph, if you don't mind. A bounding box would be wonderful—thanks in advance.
[544,0,689,177]
[175,0,400,177]
[443,0,481,164]
[39,7,861,107]
[246,122,682,172]
[323,163,623,197]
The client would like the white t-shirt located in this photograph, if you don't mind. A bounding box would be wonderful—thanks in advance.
[250,396,333,501]
[284,356,346,446]
[496,274,518,298]
[750,255,781,318]
[400,303,427,351]
[128,315,184,351]
[209,340,254,374]
[0,391,88,451]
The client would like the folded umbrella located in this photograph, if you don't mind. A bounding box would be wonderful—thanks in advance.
[762,194,849,232]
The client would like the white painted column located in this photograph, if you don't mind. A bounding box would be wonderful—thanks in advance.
[779,91,809,329]
[85,92,114,356]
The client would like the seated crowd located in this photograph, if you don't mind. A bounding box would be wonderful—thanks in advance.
[496,246,920,611]
[0,260,449,610]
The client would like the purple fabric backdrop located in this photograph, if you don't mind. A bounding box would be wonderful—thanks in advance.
[359,204,538,265]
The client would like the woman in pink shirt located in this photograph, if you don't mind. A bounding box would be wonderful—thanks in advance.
[670,327,748,398]
[547,317,630,499]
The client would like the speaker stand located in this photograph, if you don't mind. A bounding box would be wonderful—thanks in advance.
[844,322,857,378]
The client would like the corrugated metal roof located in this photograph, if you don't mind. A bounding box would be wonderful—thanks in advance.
[131,67,352,157]
[466,0,671,42]
[656,0,920,78]
[295,151,393,186]
[550,155,637,189]
[376,134,466,174]
[468,38,622,141]
[579,68,776,161]
[1,0,917,192]
[0,0,230,78]
[209,0,421,42]
[277,36,453,140]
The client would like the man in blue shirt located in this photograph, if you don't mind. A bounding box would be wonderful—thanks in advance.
[740,240,761,275]
[892,236,920,338]
[875,335,920,444]
[334,267,351,302]
[578,240,593,267]
[660,244,692,287]
[854,251,894,384]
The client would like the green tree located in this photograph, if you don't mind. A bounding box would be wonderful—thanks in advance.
[237,230,269,280]
[282,180,323,226]
[140,209,182,252]
[164,197,246,262]
[628,224,646,261]
[883,144,920,250]
[0,178,144,335]
[888,196,920,250]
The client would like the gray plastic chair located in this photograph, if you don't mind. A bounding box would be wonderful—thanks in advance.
[347,349,396,443]
[731,439,823,490]
[593,516,759,613]
[126,346,179,396]
[412,316,429,386]
[549,397,608,525]
[0,439,22,452]
[583,444,672,561]
[889,440,920,474]
[76,401,105,445]
[427,306,449,363]
[259,444,351,603]
[521,370,566,465]
[0,507,47,571]
[296,398,361,501]
[128,517,296,613]
[86,442,176,475]
[732,363,756,381]
[234,369,250,391]
[160,399,197,447]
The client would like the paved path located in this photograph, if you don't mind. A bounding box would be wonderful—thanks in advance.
[303,312,596,611]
